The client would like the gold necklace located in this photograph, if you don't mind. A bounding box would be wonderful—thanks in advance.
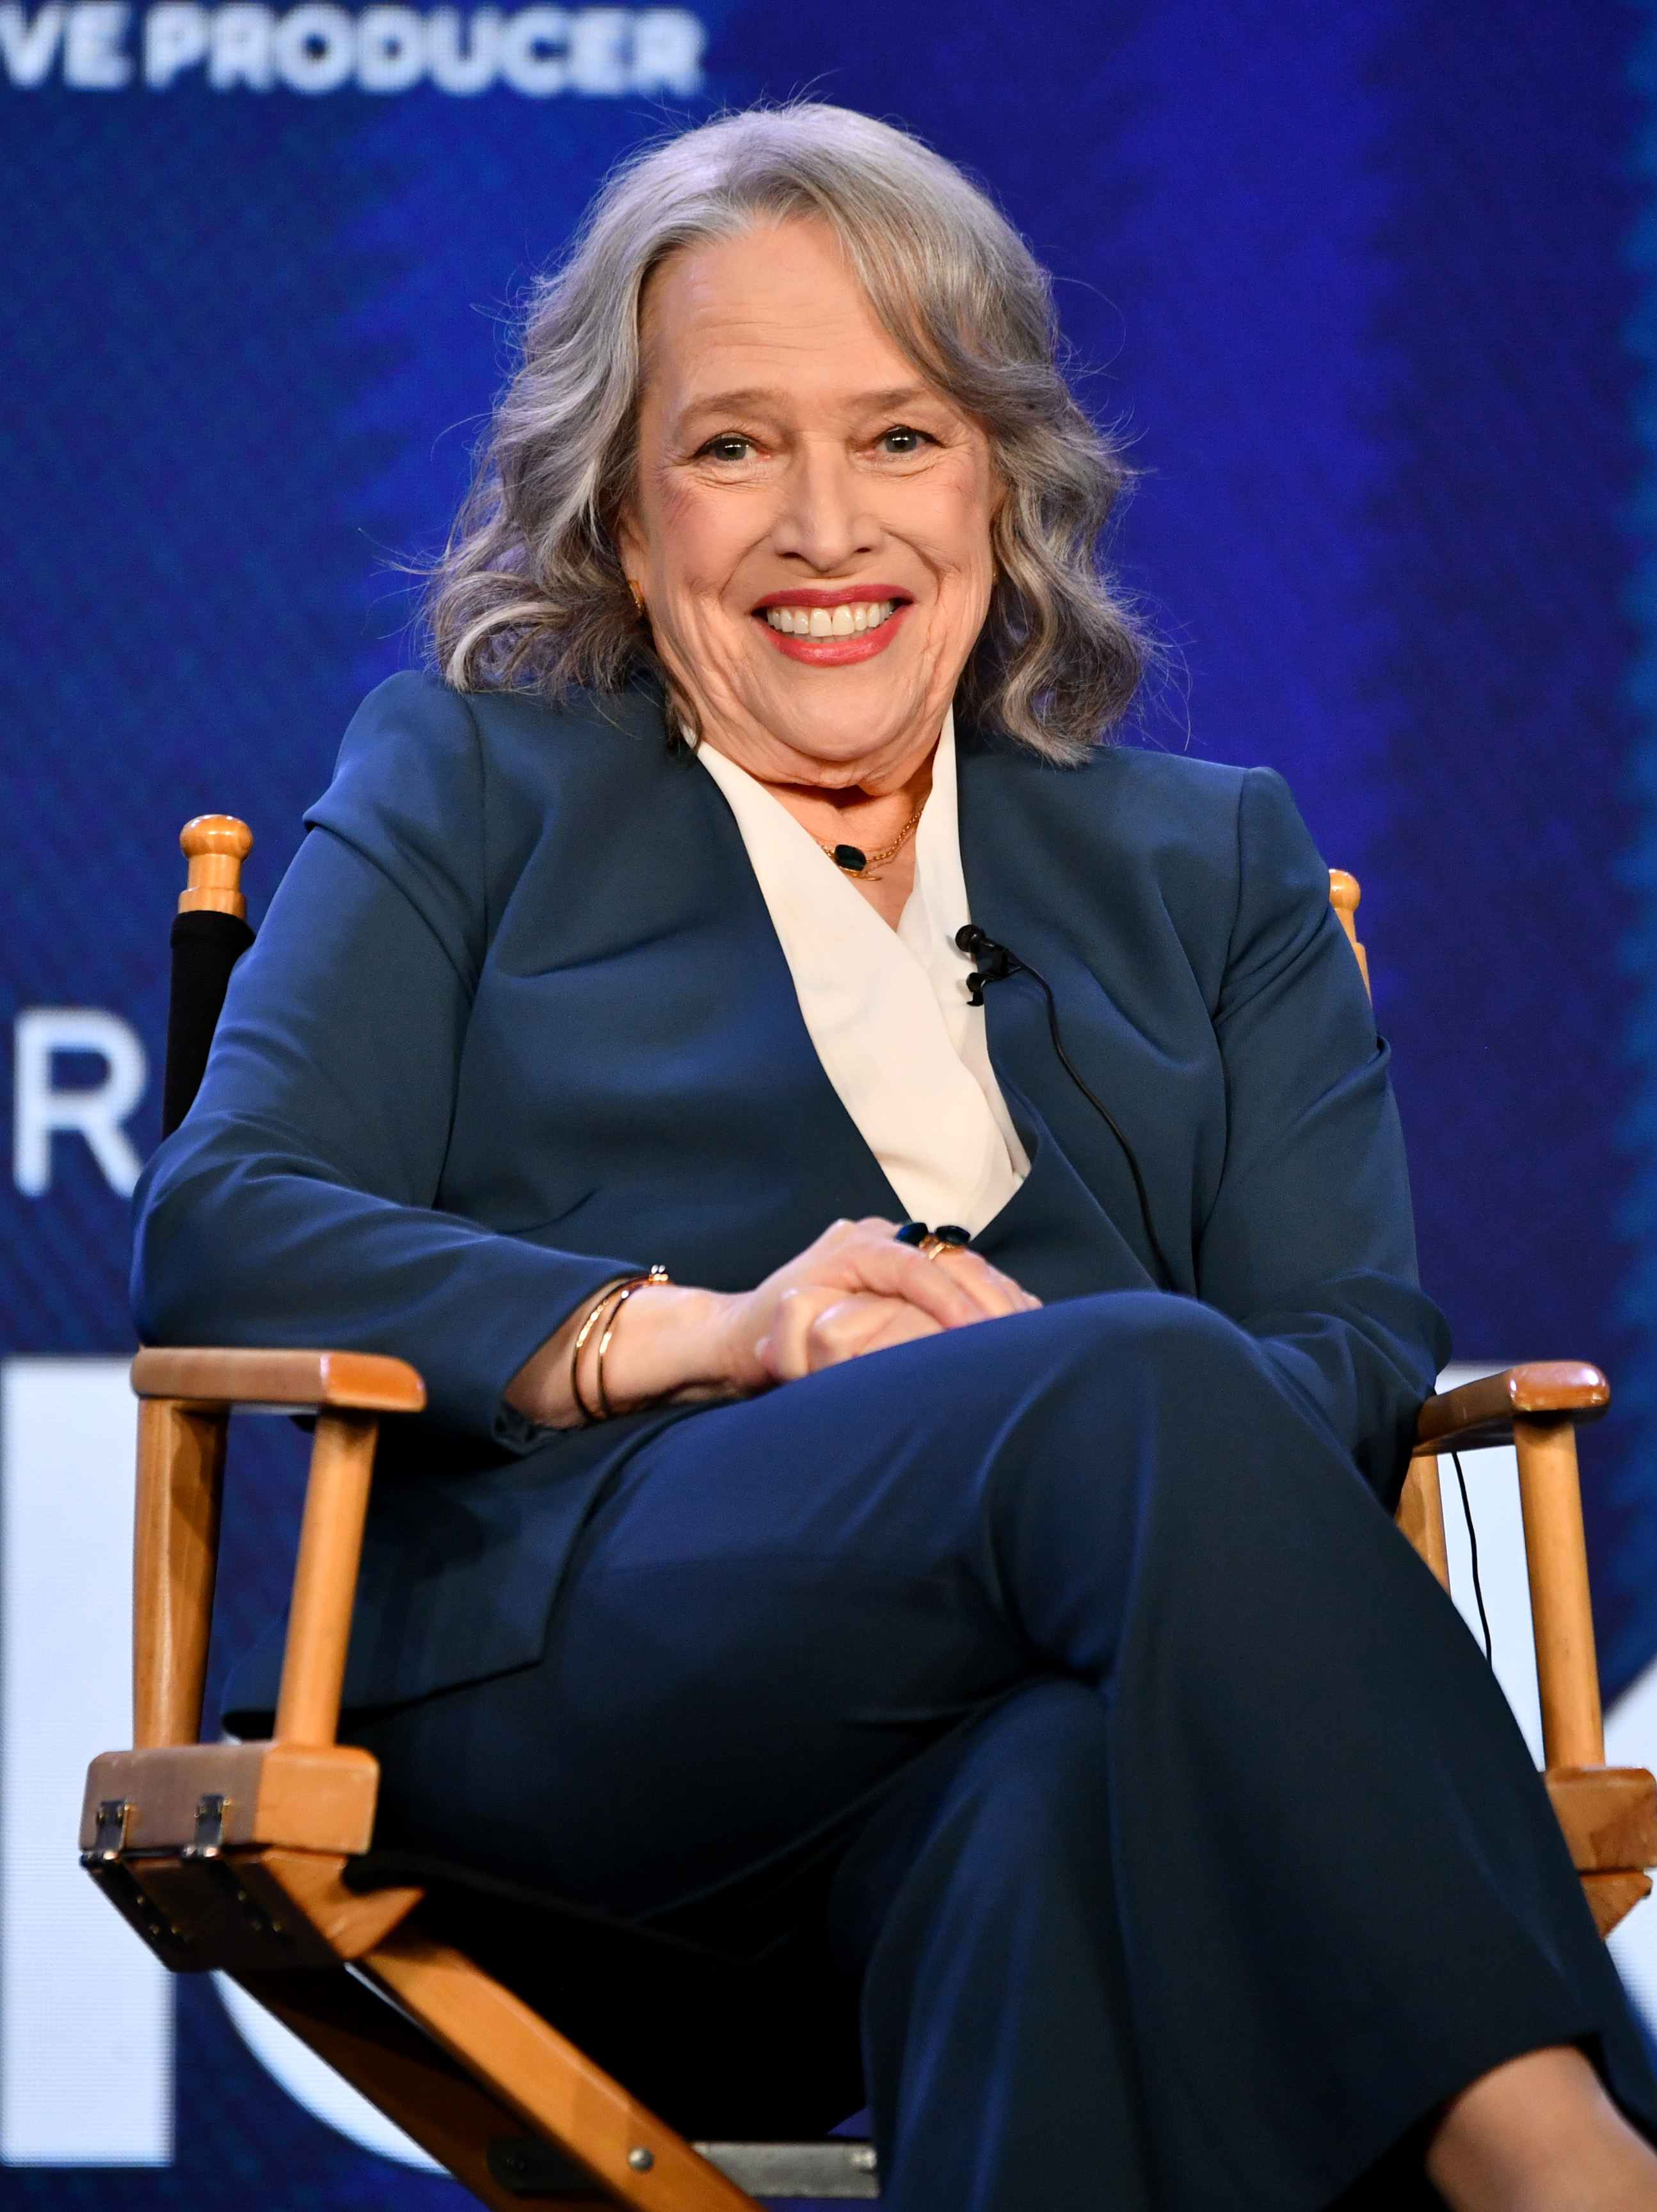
[815,806,922,877]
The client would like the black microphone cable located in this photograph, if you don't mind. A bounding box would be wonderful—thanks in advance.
[1448,1447,1494,1666]
[956,924,1177,1290]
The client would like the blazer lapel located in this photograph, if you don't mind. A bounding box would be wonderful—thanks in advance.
[955,727,1196,1295]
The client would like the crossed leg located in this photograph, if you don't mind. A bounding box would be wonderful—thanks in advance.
[358,1292,1657,2209]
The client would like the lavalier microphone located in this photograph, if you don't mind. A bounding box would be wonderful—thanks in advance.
[956,923,1176,1290]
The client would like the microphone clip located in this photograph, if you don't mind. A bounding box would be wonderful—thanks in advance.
[956,924,1023,1007]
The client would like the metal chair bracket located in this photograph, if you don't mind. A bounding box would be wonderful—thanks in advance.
[79,1799,194,1966]
[487,2135,881,2200]
[90,1796,129,1857]
[181,1792,227,1858]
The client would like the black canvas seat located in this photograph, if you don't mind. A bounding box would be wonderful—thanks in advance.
[344,1850,866,2143]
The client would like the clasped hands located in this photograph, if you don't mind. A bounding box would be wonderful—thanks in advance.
[506,1216,1041,1429]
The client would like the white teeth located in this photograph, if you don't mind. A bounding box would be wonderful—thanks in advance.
[764,600,896,639]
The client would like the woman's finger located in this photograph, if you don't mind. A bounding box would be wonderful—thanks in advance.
[830,1237,1023,1328]
[842,1221,1039,1319]
[929,1249,1038,1318]
[804,1293,940,1372]
[810,1215,896,1258]
[744,1223,1041,1380]
[756,1283,843,1381]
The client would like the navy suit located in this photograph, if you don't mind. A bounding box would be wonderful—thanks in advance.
[140,672,1436,1703]
[132,674,1655,2208]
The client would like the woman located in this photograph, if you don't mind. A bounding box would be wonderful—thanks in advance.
[134,103,1657,2212]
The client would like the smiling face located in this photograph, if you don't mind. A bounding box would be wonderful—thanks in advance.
[615,218,1000,794]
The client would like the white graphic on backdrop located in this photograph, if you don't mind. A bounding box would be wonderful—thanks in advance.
[0,1357,433,2168]
[12,1008,148,1199]
[0,1362,172,2165]
[0,1,704,92]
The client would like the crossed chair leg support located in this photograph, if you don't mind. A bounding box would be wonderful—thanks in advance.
[245,1934,809,2211]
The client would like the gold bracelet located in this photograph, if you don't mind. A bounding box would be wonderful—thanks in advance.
[595,1264,671,1419]
[568,1280,630,1426]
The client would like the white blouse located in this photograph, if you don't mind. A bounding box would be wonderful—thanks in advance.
[696,710,1029,1237]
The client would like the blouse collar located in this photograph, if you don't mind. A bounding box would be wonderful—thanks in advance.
[694,709,1027,1235]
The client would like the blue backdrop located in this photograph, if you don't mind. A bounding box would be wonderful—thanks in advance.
[6,0,1657,2199]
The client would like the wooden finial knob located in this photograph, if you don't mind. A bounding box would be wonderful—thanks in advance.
[1327,868,1370,998]
[178,815,253,919]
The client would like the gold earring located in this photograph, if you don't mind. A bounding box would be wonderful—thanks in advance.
[626,577,644,614]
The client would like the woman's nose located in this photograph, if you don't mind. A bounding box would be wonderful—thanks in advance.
[771,442,878,571]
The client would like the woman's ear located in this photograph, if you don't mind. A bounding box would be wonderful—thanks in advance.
[611,509,649,616]
[613,507,641,575]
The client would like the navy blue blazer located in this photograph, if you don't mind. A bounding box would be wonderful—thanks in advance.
[131,672,1449,1712]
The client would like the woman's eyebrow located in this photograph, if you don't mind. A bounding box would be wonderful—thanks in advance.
[676,383,939,424]
[678,387,780,418]
[854,385,936,411]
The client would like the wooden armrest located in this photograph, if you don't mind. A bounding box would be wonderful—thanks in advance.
[131,1348,426,1415]
[1412,1362,1608,1457]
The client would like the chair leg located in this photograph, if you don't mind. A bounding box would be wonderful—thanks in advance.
[134,1399,227,1748]
[1395,1456,1450,1590]
[232,1964,585,2210]
[363,1929,762,2212]
[1579,1871,1654,1939]
[1514,1417,1604,1771]
[1513,1417,1657,1936]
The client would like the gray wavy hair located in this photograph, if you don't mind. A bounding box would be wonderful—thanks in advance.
[427,102,1144,760]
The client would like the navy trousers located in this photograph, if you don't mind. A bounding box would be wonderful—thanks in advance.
[352,1294,1657,2211]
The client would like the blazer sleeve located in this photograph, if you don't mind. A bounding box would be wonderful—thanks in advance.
[1195,767,1451,1505]
[130,676,641,1445]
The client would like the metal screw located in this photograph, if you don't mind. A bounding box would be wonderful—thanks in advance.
[627,2147,655,2172]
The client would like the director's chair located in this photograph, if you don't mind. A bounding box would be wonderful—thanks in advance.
[78,822,1657,2211]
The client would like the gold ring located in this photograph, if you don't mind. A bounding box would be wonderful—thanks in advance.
[917,1232,967,1261]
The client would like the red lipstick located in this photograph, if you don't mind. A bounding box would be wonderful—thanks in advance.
[752,585,913,665]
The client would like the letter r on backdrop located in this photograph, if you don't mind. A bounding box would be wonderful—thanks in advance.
[12,1010,148,1198]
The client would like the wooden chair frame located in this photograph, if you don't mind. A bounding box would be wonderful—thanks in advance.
[85,1351,784,2211]
[75,843,1657,2210]
[1330,873,1657,1936]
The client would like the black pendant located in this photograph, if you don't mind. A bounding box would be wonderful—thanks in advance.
[832,843,867,873]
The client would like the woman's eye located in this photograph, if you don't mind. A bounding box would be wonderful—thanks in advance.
[700,434,755,463]
[877,426,929,455]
